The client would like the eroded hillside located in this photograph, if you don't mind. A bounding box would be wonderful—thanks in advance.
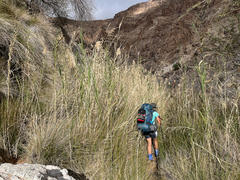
[60,0,223,71]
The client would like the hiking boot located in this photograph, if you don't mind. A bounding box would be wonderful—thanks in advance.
[148,154,153,161]
[155,149,159,157]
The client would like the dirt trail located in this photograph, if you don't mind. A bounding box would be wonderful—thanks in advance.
[146,144,162,180]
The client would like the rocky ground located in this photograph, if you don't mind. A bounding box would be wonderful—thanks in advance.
[0,163,88,180]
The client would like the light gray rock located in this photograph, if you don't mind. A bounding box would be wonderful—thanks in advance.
[0,163,76,180]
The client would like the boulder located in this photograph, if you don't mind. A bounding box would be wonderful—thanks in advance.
[0,163,87,180]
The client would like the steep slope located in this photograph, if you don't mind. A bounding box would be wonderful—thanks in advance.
[61,0,223,73]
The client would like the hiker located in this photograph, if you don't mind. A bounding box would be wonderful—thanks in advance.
[144,103,161,161]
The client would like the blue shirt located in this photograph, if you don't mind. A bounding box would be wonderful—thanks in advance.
[151,111,159,124]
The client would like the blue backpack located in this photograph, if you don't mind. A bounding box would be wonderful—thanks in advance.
[137,103,156,132]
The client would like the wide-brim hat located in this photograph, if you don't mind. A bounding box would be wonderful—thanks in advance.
[150,103,157,108]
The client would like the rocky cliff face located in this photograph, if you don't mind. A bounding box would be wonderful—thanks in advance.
[59,0,239,89]
[62,0,223,71]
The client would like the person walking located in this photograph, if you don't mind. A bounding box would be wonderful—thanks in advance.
[144,103,161,161]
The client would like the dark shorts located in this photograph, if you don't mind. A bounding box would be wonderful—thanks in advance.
[142,130,158,139]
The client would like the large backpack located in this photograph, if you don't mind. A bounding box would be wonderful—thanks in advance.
[137,103,157,132]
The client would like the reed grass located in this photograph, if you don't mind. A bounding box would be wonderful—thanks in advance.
[158,1,240,178]
[20,41,168,179]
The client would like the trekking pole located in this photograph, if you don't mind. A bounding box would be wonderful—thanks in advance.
[159,117,164,140]
[160,125,164,141]
[159,119,167,158]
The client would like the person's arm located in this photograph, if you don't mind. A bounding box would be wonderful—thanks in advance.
[156,115,161,125]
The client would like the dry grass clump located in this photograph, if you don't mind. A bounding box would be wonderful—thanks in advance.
[160,75,240,179]
[0,0,77,165]
[0,0,76,100]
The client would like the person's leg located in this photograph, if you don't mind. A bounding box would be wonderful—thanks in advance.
[153,138,158,148]
[146,137,152,155]
[146,137,153,160]
[153,131,159,156]
[153,138,159,156]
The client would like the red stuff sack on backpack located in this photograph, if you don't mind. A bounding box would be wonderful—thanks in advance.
[137,109,146,123]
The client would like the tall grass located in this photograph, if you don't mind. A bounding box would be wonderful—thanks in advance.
[0,14,169,178]
[24,43,169,179]
[160,70,240,179]
[157,0,240,178]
